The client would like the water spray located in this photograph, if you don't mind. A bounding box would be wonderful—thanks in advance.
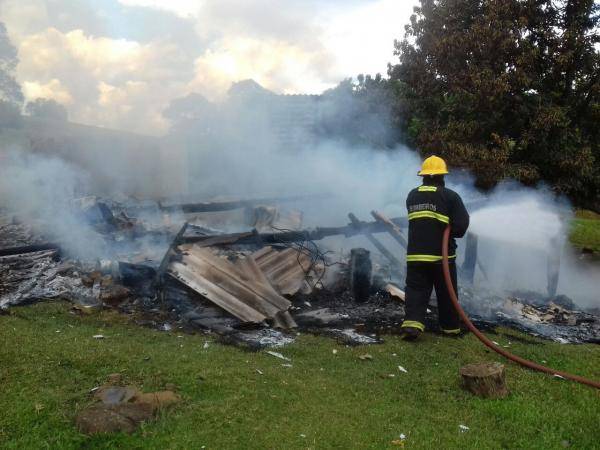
[441,225,600,389]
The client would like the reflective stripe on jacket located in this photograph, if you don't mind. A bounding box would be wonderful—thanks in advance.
[406,183,469,263]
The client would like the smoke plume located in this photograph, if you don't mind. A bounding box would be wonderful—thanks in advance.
[0,81,598,310]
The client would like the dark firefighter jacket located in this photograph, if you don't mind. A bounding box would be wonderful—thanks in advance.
[405,182,470,263]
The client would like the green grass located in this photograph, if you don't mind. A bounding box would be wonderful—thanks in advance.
[1,302,599,449]
[574,210,600,221]
[570,210,600,252]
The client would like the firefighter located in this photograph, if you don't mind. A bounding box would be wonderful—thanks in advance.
[400,155,470,340]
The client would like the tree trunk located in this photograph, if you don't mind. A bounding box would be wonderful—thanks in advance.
[460,362,508,398]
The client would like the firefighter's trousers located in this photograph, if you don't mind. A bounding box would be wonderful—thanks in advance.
[402,262,461,334]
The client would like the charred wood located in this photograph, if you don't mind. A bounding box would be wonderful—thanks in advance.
[0,243,60,257]
[154,222,189,288]
[350,248,372,303]
[180,218,409,245]
[159,194,327,214]
[462,233,478,284]
[547,238,561,298]
[348,213,402,268]
[370,210,408,249]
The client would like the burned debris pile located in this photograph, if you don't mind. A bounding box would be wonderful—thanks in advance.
[1,195,598,347]
[167,244,298,328]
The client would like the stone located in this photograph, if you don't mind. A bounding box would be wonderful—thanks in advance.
[132,391,181,412]
[75,405,137,435]
[113,402,154,423]
[94,386,139,405]
[100,275,114,287]
[76,383,182,435]
[99,284,130,306]
[75,402,155,435]
[107,373,122,384]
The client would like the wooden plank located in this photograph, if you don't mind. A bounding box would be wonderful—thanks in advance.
[371,210,408,249]
[385,283,406,302]
[155,222,189,287]
[160,193,327,213]
[192,231,256,248]
[0,243,60,257]
[180,200,487,246]
[462,232,478,283]
[348,213,402,267]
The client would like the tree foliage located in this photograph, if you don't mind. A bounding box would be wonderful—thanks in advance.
[0,21,23,129]
[26,98,68,121]
[164,93,213,124]
[0,22,23,107]
[318,74,400,147]
[0,99,22,128]
[389,0,600,207]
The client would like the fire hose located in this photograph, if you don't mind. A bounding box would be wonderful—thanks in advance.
[441,225,600,389]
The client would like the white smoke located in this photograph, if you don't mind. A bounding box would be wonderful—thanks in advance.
[0,150,107,259]
[1,85,598,310]
[469,187,568,251]
[461,184,600,307]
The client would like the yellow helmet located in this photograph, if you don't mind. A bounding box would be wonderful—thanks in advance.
[418,155,449,176]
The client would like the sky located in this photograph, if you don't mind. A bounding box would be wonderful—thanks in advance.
[0,0,419,135]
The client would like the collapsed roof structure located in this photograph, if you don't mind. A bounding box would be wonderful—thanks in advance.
[1,194,598,348]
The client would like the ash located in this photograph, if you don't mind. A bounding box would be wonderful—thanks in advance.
[1,197,599,348]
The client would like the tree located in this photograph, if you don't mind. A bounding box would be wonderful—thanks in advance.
[0,100,22,128]
[0,21,23,129]
[163,93,216,134]
[318,74,400,148]
[390,0,599,207]
[0,21,23,107]
[26,98,68,121]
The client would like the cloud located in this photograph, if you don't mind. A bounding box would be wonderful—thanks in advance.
[2,0,419,134]
[91,80,169,131]
[15,26,191,133]
[22,78,73,104]
[117,0,201,17]
[189,36,336,100]
[323,0,418,77]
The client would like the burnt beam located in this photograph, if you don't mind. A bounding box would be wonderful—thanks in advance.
[180,218,408,246]
[348,213,402,268]
[178,200,486,247]
[462,233,478,284]
[0,243,60,257]
[350,248,373,303]
[159,193,328,214]
[547,238,561,298]
[154,222,189,288]
[370,210,408,249]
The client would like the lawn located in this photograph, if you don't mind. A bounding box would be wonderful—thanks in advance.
[570,210,600,253]
[1,302,599,449]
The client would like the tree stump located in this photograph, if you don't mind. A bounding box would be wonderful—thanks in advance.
[460,362,508,398]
